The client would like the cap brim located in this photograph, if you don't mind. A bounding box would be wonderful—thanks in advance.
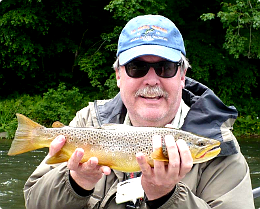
[118,45,182,65]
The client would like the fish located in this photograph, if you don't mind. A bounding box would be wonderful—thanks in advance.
[8,114,221,172]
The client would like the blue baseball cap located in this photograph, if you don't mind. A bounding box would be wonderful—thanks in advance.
[116,15,186,65]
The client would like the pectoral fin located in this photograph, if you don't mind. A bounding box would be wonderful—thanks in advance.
[151,148,169,162]
[45,150,70,164]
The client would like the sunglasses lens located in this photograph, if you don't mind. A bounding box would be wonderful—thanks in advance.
[155,62,177,78]
[125,61,148,78]
[125,61,179,78]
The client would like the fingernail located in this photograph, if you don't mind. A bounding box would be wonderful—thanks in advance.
[136,152,143,159]
[90,159,94,166]
[89,157,98,166]
[57,135,65,143]
[76,148,84,158]
[152,135,162,150]
[165,135,175,146]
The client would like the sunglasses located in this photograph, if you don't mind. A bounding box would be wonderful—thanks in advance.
[124,60,182,78]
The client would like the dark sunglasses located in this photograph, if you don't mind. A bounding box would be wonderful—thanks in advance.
[124,60,182,78]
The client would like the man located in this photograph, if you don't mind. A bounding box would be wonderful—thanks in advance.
[24,15,255,208]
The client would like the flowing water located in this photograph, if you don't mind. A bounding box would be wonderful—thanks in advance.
[0,138,259,208]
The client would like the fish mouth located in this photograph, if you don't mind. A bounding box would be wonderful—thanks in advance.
[194,144,221,163]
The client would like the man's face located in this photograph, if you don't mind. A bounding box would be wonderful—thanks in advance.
[116,55,186,127]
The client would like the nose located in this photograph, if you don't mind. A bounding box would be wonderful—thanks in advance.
[142,67,160,86]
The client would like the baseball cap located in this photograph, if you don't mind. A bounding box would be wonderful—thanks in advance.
[116,15,186,66]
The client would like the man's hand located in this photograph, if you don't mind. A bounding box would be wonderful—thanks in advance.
[136,135,193,200]
[48,135,111,191]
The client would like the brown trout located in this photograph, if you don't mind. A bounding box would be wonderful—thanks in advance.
[8,114,221,172]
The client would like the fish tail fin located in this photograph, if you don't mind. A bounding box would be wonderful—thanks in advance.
[8,114,45,156]
[151,147,169,162]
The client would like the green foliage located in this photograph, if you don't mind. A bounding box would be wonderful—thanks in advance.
[0,84,92,138]
[78,49,110,91]
[104,73,119,98]
[105,0,166,21]
[234,115,260,137]
[0,0,259,137]
[0,94,41,138]
[200,13,216,21]
[201,0,260,59]
[33,83,89,126]
[77,0,167,97]
[0,1,47,73]
[233,98,260,137]
[0,0,83,94]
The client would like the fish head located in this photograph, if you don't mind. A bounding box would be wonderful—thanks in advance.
[190,137,221,164]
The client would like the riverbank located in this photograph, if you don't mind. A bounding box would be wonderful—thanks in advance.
[1,84,259,139]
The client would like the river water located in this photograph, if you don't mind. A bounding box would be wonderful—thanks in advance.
[0,138,259,209]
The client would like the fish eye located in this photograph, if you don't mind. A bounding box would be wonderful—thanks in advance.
[197,139,206,147]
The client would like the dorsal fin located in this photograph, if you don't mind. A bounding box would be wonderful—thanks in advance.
[52,121,66,128]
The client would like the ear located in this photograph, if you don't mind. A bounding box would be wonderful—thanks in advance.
[115,68,121,88]
[180,69,187,89]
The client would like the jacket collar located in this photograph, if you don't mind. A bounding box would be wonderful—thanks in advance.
[182,77,238,156]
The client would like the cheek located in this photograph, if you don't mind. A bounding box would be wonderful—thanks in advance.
[165,77,184,102]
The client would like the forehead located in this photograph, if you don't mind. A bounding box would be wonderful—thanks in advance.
[135,55,167,62]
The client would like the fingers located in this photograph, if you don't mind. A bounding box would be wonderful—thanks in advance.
[165,136,193,177]
[152,135,166,173]
[68,149,111,190]
[67,148,84,171]
[49,135,66,157]
[152,135,162,152]
[67,148,111,176]
[68,149,110,173]
[164,135,180,170]
[148,134,193,177]
[81,156,111,175]
[101,165,112,175]
[137,134,193,200]
[136,152,152,175]
[48,136,111,191]
[175,139,193,178]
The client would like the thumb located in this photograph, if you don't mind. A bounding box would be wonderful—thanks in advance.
[48,135,66,157]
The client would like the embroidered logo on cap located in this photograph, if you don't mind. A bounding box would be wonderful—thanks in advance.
[130,25,168,43]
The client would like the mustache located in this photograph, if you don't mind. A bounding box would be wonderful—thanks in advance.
[135,86,169,98]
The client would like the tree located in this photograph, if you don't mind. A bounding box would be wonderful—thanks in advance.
[0,0,109,95]
[201,0,260,59]
[0,0,259,110]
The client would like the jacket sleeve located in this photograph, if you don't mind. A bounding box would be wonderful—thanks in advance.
[24,105,96,209]
[158,151,255,209]
[24,158,91,209]
[69,104,99,128]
